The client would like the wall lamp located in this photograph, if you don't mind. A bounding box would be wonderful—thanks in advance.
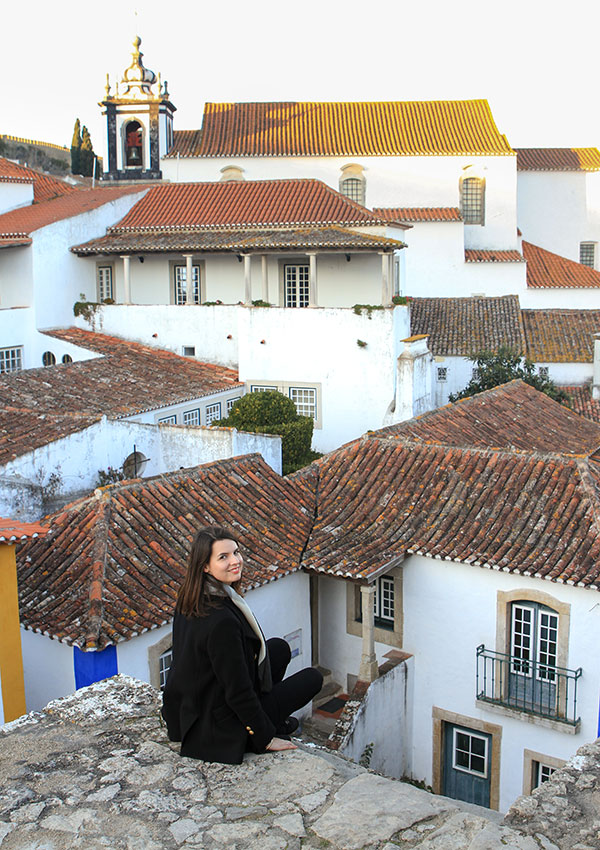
[138,256,145,263]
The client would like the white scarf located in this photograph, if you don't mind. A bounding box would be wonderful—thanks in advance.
[223,584,266,665]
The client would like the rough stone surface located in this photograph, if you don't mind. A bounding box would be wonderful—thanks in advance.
[0,675,596,850]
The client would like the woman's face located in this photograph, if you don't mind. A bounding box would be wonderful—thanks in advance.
[204,539,243,585]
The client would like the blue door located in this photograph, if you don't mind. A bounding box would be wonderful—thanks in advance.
[442,723,491,807]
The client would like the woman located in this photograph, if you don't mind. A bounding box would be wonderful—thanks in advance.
[162,525,323,764]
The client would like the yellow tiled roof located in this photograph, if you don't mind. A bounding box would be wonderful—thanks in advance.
[168,100,514,158]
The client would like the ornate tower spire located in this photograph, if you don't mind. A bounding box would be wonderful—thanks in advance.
[120,36,157,99]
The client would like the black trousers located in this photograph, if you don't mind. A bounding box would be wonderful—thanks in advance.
[260,638,323,731]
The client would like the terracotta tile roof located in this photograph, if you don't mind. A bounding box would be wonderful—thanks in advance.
[101,180,388,232]
[373,207,462,222]
[523,241,600,289]
[375,380,600,455]
[409,295,525,356]
[465,248,524,263]
[16,455,315,648]
[0,234,32,248]
[563,386,600,424]
[515,148,600,172]
[0,517,48,543]
[168,100,513,157]
[0,157,76,202]
[0,186,146,237]
[0,327,242,424]
[0,409,101,466]
[72,225,405,255]
[301,428,600,586]
[522,309,600,362]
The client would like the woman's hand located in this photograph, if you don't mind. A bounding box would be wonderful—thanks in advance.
[266,737,297,752]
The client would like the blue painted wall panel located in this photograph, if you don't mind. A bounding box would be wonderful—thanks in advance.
[73,645,118,689]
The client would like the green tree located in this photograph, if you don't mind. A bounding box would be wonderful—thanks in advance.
[448,346,571,405]
[80,125,94,177]
[216,391,319,474]
[70,118,81,175]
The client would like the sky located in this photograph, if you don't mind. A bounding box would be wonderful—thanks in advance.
[2,0,599,157]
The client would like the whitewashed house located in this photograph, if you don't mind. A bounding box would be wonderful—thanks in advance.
[0,326,281,519]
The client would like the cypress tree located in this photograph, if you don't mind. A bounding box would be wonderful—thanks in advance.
[80,126,94,177]
[70,118,81,175]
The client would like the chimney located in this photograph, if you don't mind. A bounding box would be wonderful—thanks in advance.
[394,335,433,422]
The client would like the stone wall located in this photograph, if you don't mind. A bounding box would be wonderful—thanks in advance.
[0,676,597,850]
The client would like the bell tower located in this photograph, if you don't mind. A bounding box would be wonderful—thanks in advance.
[100,37,176,181]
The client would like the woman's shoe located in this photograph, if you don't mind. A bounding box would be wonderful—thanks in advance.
[277,716,300,737]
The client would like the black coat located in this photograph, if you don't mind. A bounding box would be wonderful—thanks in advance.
[161,598,276,764]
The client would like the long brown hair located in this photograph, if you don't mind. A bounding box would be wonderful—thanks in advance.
[176,525,242,617]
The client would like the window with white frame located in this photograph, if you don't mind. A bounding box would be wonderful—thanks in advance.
[460,176,485,225]
[0,346,23,373]
[205,402,222,424]
[158,414,177,424]
[580,242,596,268]
[347,566,403,648]
[97,265,114,302]
[173,264,201,305]
[533,762,556,788]
[182,346,196,357]
[437,366,448,382]
[227,396,242,413]
[373,575,395,625]
[249,382,321,427]
[284,264,310,308]
[452,728,488,777]
[289,387,317,420]
[159,647,173,690]
[538,366,549,379]
[183,408,200,426]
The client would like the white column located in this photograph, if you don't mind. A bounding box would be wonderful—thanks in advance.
[261,255,269,303]
[121,255,131,305]
[307,252,318,307]
[389,253,395,298]
[358,584,379,683]
[184,254,194,305]
[243,255,252,305]
[380,252,390,306]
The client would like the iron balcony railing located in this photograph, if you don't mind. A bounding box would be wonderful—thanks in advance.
[476,644,582,727]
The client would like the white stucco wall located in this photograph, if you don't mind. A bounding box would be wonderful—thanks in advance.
[535,362,591,385]
[0,180,33,214]
[402,554,600,812]
[518,171,589,262]
[1,417,281,521]
[0,244,33,310]
[21,628,75,712]
[161,153,519,251]
[30,190,147,330]
[519,288,600,309]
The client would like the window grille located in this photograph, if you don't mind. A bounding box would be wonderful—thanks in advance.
[340,177,365,205]
[42,351,56,367]
[437,367,448,382]
[183,409,200,426]
[98,266,113,301]
[159,648,173,690]
[227,396,242,413]
[580,242,596,268]
[284,264,310,308]
[0,346,23,373]
[206,402,222,424]
[158,414,177,424]
[461,177,485,225]
[174,265,201,305]
[289,387,317,420]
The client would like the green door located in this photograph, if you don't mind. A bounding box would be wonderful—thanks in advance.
[442,723,491,808]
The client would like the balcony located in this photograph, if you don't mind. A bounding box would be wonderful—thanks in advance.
[476,644,582,728]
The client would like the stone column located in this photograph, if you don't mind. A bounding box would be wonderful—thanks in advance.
[261,255,269,303]
[308,252,318,307]
[184,254,194,305]
[380,252,391,306]
[243,255,252,305]
[358,584,379,683]
[121,255,131,304]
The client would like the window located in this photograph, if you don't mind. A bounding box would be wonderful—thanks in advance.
[62,354,73,364]
[580,242,596,268]
[125,120,143,168]
[42,351,56,367]
[158,414,177,424]
[183,409,200,426]
[159,648,173,690]
[289,387,317,420]
[182,346,196,357]
[346,566,403,648]
[460,176,485,225]
[205,402,222,424]
[472,367,481,380]
[97,265,114,302]
[173,264,201,305]
[0,346,23,373]
[538,366,549,379]
[373,575,395,626]
[533,762,556,788]
[249,381,322,427]
[522,749,565,794]
[339,164,366,206]
[227,396,242,413]
[437,367,448,382]
[452,728,488,778]
[284,264,310,308]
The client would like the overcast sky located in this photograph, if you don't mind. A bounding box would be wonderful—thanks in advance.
[3,0,598,156]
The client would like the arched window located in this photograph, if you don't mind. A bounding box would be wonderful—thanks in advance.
[42,351,56,367]
[460,175,485,225]
[62,354,73,364]
[339,164,366,206]
[125,120,143,168]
